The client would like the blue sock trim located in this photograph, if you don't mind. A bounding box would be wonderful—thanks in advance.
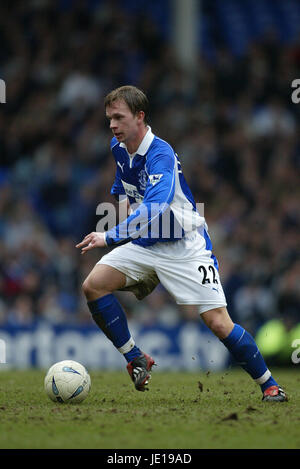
[88,293,114,314]
[222,324,245,348]
[261,376,278,392]
[124,345,142,363]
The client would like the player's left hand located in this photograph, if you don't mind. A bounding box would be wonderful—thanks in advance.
[76,232,107,254]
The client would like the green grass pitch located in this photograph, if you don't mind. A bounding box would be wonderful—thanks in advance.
[0,367,299,449]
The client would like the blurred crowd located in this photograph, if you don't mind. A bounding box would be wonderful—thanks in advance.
[0,1,299,340]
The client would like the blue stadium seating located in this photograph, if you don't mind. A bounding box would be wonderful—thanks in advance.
[201,0,300,59]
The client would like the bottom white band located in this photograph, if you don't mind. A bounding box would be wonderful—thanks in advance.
[118,337,135,354]
[255,369,271,385]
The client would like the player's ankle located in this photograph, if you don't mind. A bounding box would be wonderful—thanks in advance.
[261,376,278,393]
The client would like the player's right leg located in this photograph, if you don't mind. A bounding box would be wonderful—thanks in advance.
[83,263,126,301]
[83,264,142,359]
[82,257,155,391]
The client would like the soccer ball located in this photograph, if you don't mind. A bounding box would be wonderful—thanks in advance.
[44,360,91,404]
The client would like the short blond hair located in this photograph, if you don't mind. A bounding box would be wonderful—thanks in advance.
[104,85,149,124]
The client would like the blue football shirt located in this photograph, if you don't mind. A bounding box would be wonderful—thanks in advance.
[105,127,207,249]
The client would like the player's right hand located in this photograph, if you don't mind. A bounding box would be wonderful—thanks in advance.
[75,232,107,254]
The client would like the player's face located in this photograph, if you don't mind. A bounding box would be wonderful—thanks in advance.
[106,99,144,146]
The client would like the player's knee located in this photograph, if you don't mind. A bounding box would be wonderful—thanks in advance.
[209,320,230,339]
[82,276,106,301]
[202,307,234,340]
[82,277,95,299]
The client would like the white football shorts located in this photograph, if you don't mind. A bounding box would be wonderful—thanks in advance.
[97,230,227,314]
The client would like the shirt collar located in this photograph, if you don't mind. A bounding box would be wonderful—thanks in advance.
[120,126,154,156]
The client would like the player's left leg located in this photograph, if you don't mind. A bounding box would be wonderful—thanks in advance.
[152,231,287,402]
[201,306,288,402]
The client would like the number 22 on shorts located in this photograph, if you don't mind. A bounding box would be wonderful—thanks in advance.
[198,265,219,285]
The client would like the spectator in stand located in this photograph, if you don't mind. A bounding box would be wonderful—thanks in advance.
[0,1,298,339]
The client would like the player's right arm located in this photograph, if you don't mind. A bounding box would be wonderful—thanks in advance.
[105,147,176,246]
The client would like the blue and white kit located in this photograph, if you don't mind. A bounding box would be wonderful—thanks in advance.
[98,127,227,313]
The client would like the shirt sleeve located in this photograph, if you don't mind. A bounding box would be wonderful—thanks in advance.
[110,165,126,200]
[105,150,176,246]
[110,140,126,200]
